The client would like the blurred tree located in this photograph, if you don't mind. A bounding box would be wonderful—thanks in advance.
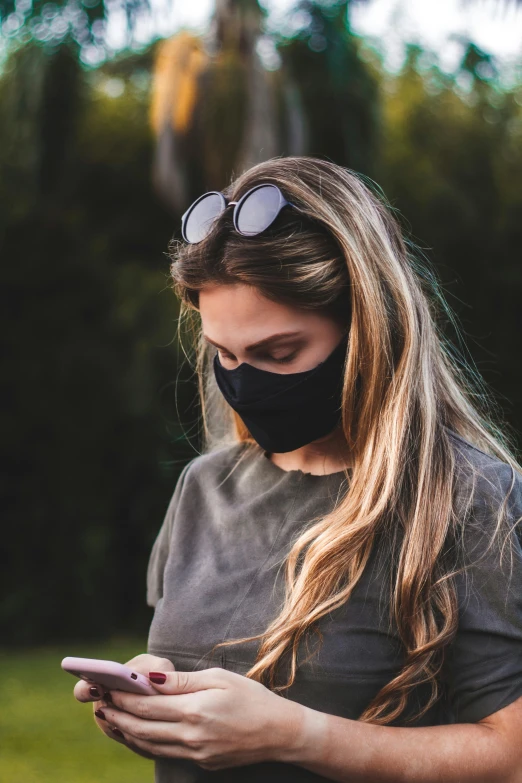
[0,41,82,212]
[148,0,380,212]
[378,40,522,445]
[0,0,158,58]
[0,43,199,645]
[276,0,380,175]
[149,0,307,211]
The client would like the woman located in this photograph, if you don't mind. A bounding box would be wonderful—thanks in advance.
[75,157,522,781]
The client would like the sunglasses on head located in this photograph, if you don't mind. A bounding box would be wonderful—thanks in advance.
[181,183,301,244]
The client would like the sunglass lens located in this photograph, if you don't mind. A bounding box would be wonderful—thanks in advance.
[184,193,224,243]
[235,185,283,236]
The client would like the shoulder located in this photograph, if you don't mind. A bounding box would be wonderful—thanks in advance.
[445,426,521,503]
[175,440,253,490]
[158,441,252,532]
[444,426,522,552]
[446,426,513,475]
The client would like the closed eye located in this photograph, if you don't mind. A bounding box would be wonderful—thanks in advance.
[218,349,299,365]
[269,350,299,364]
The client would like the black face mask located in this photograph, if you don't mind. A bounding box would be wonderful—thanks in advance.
[212,333,348,453]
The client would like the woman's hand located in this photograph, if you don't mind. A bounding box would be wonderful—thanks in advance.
[73,653,175,760]
[97,667,308,771]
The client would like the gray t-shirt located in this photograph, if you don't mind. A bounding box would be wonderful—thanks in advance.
[146,427,522,782]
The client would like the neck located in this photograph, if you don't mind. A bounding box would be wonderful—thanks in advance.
[266,423,353,476]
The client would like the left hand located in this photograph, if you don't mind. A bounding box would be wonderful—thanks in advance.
[97,667,307,770]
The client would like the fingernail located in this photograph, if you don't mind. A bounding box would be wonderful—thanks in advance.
[95,709,106,720]
[112,727,124,738]
[89,687,100,698]
[103,691,112,703]
[148,671,166,684]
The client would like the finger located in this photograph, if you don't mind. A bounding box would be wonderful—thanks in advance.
[93,707,128,741]
[109,691,170,716]
[74,679,107,703]
[100,706,191,745]
[123,654,175,676]
[109,690,196,721]
[120,735,198,760]
[107,725,127,743]
[75,678,112,703]
[92,707,127,745]
[74,679,92,703]
[147,667,229,695]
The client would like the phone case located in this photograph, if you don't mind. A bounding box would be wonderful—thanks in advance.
[61,656,159,695]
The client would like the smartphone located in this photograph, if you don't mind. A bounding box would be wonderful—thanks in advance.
[61,656,159,695]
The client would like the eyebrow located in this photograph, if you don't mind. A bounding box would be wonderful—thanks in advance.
[203,331,304,352]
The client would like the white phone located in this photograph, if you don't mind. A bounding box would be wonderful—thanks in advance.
[61,656,158,695]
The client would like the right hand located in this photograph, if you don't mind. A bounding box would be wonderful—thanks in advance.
[73,653,175,760]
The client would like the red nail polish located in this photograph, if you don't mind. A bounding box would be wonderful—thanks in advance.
[89,687,100,698]
[95,709,105,720]
[149,671,166,684]
[112,727,124,738]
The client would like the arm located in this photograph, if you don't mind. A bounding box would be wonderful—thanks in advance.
[283,695,522,783]
[94,667,522,782]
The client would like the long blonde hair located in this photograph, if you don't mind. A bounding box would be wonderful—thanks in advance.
[168,156,522,725]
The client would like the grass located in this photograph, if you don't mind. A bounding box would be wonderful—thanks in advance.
[0,637,154,783]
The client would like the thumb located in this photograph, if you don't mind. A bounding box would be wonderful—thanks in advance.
[124,653,175,675]
[148,667,227,695]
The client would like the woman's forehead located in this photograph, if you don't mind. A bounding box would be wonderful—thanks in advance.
[198,284,337,342]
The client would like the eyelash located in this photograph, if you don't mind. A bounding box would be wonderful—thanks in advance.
[272,351,298,364]
[219,350,298,365]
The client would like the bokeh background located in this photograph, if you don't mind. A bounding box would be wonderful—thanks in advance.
[2,0,522,779]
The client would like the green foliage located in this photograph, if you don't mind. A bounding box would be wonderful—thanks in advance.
[0,0,154,58]
[377,42,522,439]
[276,0,381,174]
[0,42,199,646]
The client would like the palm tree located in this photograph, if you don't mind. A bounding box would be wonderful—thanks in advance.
[149,0,380,213]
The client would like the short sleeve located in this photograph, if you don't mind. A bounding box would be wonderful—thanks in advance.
[146,459,195,609]
[445,461,522,724]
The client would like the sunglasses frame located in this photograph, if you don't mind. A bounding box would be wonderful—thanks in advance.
[181,183,299,244]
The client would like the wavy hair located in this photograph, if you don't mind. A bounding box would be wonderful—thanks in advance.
[168,156,522,725]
